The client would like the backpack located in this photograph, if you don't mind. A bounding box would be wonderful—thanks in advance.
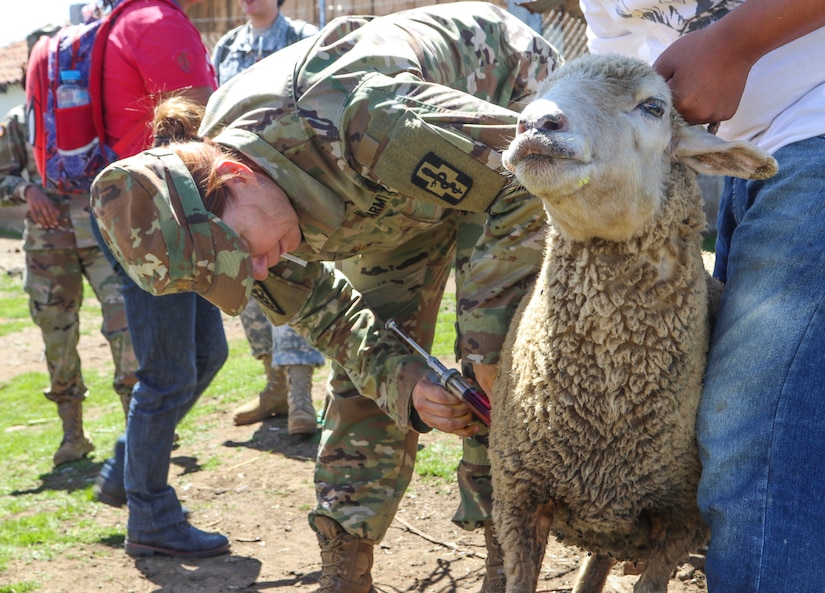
[25,0,140,194]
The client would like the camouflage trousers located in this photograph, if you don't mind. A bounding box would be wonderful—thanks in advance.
[24,246,138,403]
[239,298,324,366]
[310,212,492,543]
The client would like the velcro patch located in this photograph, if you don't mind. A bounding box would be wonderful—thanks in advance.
[411,152,472,206]
[366,109,507,213]
[252,282,285,316]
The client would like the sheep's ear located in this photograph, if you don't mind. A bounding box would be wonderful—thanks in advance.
[673,125,778,180]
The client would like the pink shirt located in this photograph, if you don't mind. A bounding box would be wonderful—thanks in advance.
[102,0,217,158]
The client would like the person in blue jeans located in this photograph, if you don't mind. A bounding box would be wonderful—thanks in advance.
[91,103,229,558]
[89,0,228,556]
[93,256,229,558]
[580,0,825,590]
[700,139,825,592]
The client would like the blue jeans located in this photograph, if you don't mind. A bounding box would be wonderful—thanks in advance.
[121,281,227,532]
[91,216,227,532]
[698,135,825,592]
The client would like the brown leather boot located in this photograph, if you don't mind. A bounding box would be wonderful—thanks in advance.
[233,354,289,425]
[287,365,317,435]
[314,516,376,593]
[53,401,94,466]
[480,522,506,593]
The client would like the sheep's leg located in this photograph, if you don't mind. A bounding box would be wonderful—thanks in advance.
[496,497,554,593]
[633,514,696,593]
[571,553,616,593]
[633,559,671,593]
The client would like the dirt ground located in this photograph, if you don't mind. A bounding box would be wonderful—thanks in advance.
[0,237,707,593]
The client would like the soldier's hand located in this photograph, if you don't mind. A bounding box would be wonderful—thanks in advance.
[412,375,479,437]
[25,186,60,229]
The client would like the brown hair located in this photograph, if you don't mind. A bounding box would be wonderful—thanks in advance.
[152,96,246,218]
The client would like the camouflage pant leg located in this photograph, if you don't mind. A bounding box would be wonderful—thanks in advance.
[25,248,86,402]
[312,392,420,543]
[80,246,137,397]
[310,218,457,543]
[450,211,495,531]
[270,324,325,367]
[453,423,493,530]
[239,298,274,359]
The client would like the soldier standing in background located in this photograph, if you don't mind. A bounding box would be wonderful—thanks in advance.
[0,98,137,466]
[212,0,317,84]
[212,0,323,435]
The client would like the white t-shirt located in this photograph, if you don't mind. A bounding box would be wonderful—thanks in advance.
[580,0,825,153]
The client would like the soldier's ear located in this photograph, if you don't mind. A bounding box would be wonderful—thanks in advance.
[216,158,255,180]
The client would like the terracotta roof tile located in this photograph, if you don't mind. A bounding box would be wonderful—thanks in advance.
[0,41,28,93]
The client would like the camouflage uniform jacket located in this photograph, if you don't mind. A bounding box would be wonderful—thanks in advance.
[0,105,96,251]
[200,2,559,428]
[212,12,318,85]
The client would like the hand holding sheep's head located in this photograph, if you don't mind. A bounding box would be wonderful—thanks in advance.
[503,53,778,243]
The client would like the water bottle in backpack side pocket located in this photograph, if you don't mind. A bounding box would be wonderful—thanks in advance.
[56,70,90,108]
[53,67,99,181]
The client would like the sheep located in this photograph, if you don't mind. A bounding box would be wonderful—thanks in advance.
[489,53,778,593]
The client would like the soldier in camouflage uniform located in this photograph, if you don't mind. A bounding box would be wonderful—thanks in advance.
[91,3,560,590]
[0,104,137,466]
[212,0,317,84]
[212,0,324,434]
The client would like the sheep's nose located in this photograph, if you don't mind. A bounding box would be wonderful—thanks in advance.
[518,103,569,134]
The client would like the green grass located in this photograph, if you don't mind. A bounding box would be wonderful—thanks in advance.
[0,372,127,578]
[432,291,457,362]
[0,274,31,338]
[415,438,462,480]
[0,319,32,338]
[0,583,38,593]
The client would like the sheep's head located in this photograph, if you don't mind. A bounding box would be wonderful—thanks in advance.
[503,53,778,243]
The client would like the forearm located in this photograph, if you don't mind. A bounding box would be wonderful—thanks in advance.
[652,0,825,125]
[713,0,825,64]
[265,261,429,429]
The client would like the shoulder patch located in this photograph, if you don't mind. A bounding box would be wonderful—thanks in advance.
[411,152,473,206]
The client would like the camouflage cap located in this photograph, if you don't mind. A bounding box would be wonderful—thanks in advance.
[91,148,254,315]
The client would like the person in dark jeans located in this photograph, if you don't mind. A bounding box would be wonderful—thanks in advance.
[92,0,230,558]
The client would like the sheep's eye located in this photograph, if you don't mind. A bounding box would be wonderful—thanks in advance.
[638,98,665,118]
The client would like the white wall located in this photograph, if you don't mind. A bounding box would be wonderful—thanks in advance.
[0,86,25,120]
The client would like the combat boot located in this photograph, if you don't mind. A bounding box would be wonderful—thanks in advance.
[287,364,317,435]
[53,401,94,466]
[315,516,376,593]
[480,522,506,593]
[233,354,289,425]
